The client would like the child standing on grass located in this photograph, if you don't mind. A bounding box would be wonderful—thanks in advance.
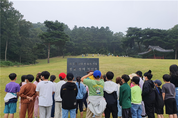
[19,74,37,118]
[116,77,123,118]
[142,70,155,118]
[162,74,177,118]
[75,76,86,118]
[81,70,106,118]
[4,73,20,118]
[36,71,55,118]
[33,72,41,118]
[119,74,132,118]
[50,75,56,118]
[19,75,26,117]
[104,71,118,118]
[60,73,78,118]
[131,76,142,118]
[55,72,66,118]
[154,80,164,118]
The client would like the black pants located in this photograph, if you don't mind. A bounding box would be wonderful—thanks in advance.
[83,93,88,108]
[104,104,118,118]
[122,108,132,118]
[144,102,155,118]
[76,99,83,114]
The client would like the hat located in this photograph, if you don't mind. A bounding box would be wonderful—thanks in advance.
[129,73,137,80]
[67,73,74,80]
[93,70,101,78]
[59,73,66,79]
[154,80,162,86]
[136,71,142,77]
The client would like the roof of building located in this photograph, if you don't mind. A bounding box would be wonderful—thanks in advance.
[138,45,174,55]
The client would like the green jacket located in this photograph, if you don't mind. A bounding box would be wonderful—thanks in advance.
[119,83,131,109]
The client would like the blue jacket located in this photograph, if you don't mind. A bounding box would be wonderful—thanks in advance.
[76,82,86,100]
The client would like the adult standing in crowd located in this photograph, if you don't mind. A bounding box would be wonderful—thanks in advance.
[170,64,178,116]
[142,70,155,118]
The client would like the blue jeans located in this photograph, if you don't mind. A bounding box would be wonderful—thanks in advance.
[131,103,142,118]
[117,100,122,117]
[62,108,76,118]
[175,87,178,116]
[51,93,55,117]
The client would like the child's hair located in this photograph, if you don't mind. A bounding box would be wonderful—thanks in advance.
[36,73,41,82]
[144,70,153,80]
[76,76,81,88]
[67,73,74,81]
[121,74,130,83]
[170,64,178,77]
[41,71,50,79]
[26,74,34,82]
[50,75,56,82]
[103,74,107,82]
[136,71,143,80]
[116,77,123,85]
[163,74,171,82]
[106,71,114,80]
[19,75,27,86]
[132,76,140,85]
[9,73,17,80]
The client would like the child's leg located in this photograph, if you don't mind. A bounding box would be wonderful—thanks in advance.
[39,106,46,118]
[62,108,69,118]
[173,114,177,118]
[55,102,62,118]
[122,108,132,118]
[34,97,39,117]
[28,102,35,118]
[104,106,111,118]
[131,104,137,118]
[4,114,8,118]
[20,103,27,118]
[137,104,142,118]
[69,109,76,118]
[169,115,174,118]
[9,114,14,118]
[46,106,52,118]
[78,99,84,118]
[86,108,94,118]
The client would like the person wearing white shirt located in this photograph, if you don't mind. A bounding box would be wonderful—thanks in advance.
[36,71,55,118]
[54,73,66,118]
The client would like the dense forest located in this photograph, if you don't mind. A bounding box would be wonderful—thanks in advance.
[1,0,178,65]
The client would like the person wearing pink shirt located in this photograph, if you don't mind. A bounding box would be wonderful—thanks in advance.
[33,73,41,118]
[19,75,27,117]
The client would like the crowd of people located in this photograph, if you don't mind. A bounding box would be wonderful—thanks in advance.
[3,64,178,118]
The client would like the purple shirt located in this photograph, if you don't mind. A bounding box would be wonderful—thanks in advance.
[5,82,20,93]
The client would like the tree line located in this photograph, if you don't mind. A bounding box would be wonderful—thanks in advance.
[1,0,178,65]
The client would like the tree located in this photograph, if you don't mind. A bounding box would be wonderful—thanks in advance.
[39,20,69,63]
[167,25,178,59]
[1,0,23,61]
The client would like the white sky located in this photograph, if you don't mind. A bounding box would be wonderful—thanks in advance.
[10,0,178,34]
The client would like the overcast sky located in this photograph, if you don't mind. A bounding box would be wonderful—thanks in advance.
[10,0,178,34]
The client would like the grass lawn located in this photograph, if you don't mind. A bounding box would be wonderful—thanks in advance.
[0,54,177,118]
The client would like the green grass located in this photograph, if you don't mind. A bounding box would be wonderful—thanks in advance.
[0,55,177,118]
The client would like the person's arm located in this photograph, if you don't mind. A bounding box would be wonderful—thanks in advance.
[36,92,39,96]
[142,82,150,97]
[81,72,93,82]
[162,92,165,101]
[60,85,64,99]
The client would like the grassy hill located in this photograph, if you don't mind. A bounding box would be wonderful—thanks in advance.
[0,55,177,117]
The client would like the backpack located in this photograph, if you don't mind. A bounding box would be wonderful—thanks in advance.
[154,88,164,109]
